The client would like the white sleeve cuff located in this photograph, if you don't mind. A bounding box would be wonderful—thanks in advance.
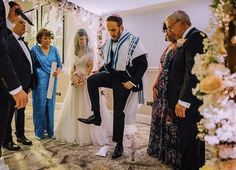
[9,86,22,96]
[178,100,191,109]
[128,81,136,87]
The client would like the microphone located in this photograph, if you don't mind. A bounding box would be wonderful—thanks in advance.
[9,1,34,26]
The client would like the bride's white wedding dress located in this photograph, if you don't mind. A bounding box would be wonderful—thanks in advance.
[55,52,113,146]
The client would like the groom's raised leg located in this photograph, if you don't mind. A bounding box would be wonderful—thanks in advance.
[87,72,112,112]
[78,72,112,126]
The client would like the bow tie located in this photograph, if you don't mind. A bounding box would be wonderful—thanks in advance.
[18,36,24,41]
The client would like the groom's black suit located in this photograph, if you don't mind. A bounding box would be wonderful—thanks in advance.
[88,53,147,145]
[3,34,35,144]
[167,27,206,170]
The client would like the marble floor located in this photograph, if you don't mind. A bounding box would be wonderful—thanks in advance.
[2,106,172,170]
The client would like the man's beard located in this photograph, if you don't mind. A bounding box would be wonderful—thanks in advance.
[112,36,119,42]
[112,31,121,42]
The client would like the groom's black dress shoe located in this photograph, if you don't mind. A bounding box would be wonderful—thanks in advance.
[78,115,101,126]
[112,144,123,159]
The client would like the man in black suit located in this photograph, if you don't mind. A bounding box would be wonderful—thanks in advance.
[78,14,148,159]
[0,0,28,157]
[3,16,34,151]
[165,10,206,170]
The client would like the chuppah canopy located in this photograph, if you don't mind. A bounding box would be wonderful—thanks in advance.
[67,0,175,15]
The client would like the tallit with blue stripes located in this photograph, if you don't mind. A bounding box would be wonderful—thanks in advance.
[102,30,147,71]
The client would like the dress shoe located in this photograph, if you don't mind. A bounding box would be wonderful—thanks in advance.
[17,136,32,145]
[112,144,123,159]
[3,141,20,151]
[78,115,101,126]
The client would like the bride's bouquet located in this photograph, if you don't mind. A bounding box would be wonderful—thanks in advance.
[71,70,87,87]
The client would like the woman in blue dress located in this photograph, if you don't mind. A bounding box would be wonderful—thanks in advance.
[31,28,62,140]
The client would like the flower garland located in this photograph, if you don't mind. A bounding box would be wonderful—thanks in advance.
[191,0,236,169]
[96,16,105,70]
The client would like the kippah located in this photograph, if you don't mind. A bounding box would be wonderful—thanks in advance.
[110,13,122,19]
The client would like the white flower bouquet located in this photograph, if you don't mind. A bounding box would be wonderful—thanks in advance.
[71,71,87,87]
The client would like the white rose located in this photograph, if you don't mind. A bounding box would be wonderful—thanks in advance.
[176,38,186,47]
[204,135,219,145]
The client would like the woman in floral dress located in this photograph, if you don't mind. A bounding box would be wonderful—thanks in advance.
[147,23,181,169]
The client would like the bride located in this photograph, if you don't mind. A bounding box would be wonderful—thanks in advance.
[55,29,112,146]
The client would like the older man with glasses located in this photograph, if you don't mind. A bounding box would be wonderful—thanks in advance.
[165,10,207,170]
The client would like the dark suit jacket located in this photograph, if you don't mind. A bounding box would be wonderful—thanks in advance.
[167,27,206,114]
[0,0,20,96]
[7,34,35,90]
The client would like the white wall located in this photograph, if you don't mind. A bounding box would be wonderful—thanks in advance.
[119,0,211,68]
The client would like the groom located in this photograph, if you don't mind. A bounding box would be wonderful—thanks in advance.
[78,14,148,159]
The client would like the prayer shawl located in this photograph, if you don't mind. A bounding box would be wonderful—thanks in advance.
[102,31,147,104]
[102,31,147,71]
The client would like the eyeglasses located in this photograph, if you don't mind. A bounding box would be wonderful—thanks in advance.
[167,20,180,31]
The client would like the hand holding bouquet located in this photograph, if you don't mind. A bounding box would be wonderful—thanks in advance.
[71,70,87,88]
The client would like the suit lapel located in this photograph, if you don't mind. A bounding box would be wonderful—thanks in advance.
[21,40,34,63]
[20,38,34,65]
[169,48,180,69]
[11,36,27,56]
[170,27,198,70]
[11,35,33,64]
[11,35,35,77]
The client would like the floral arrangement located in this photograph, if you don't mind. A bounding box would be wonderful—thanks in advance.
[71,71,87,87]
[96,16,106,70]
[191,0,236,169]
